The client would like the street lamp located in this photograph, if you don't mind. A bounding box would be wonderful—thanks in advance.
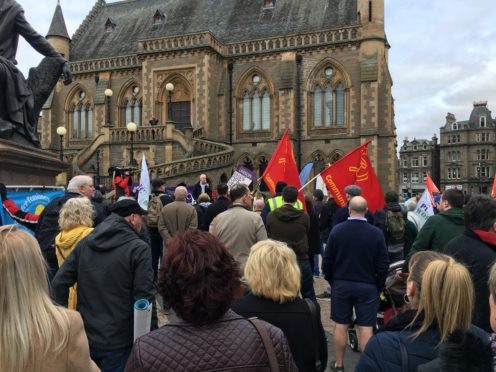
[166,82,174,122]
[56,126,67,161]
[126,121,137,168]
[104,88,113,127]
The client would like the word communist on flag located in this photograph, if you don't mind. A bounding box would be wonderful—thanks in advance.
[319,141,385,212]
[261,128,305,209]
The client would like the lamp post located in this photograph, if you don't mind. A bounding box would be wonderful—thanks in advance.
[165,82,174,122]
[56,126,67,161]
[126,122,137,168]
[95,149,101,186]
[104,88,113,127]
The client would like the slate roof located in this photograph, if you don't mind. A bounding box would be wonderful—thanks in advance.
[46,2,70,40]
[468,102,494,128]
[70,0,358,61]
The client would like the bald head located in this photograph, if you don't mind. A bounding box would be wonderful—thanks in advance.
[349,196,367,216]
[174,186,188,201]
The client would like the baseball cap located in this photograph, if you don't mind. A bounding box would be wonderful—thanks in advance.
[110,199,148,217]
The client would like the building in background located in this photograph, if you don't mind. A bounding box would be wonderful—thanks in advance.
[439,101,496,194]
[398,136,439,198]
[40,0,398,191]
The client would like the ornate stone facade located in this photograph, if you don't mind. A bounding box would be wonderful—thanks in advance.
[439,101,496,194]
[41,0,398,191]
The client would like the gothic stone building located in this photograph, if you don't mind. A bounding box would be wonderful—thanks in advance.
[40,0,398,191]
[439,101,496,194]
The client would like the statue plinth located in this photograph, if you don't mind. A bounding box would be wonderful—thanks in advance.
[0,139,69,185]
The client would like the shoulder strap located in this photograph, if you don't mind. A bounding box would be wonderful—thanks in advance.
[398,334,409,372]
[305,298,323,372]
[248,317,280,372]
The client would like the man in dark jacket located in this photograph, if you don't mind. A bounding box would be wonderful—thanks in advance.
[192,173,212,202]
[204,183,231,229]
[35,175,107,281]
[332,185,374,228]
[374,191,406,262]
[323,196,389,371]
[266,186,314,300]
[442,194,496,332]
[404,188,465,269]
[52,198,156,372]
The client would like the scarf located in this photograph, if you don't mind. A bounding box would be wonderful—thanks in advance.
[474,230,496,246]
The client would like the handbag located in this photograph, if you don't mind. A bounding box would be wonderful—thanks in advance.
[305,298,326,372]
[248,317,280,372]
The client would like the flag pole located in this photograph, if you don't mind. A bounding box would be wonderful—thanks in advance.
[299,173,321,192]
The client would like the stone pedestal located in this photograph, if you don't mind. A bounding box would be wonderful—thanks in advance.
[0,139,69,185]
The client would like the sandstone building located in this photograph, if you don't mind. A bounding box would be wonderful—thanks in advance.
[439,101,496,194]
[40,0,398,191]
[398,136,440,197]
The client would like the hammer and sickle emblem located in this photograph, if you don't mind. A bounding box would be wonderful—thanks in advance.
[278,158,287,165]
[348,157,369,182]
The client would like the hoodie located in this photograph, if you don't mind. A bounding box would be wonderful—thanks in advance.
[52,214,155,350]
[266,204,310,259]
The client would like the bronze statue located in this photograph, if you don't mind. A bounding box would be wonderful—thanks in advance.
[0,0,72,147]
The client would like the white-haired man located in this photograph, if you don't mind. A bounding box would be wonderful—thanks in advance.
[35,175,107,280]
[192,173,211,202]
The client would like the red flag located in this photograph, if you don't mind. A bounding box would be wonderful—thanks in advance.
[319,141,385,212]
[262,129,305,208]
[425,172,440,195]
[492,174,496,198]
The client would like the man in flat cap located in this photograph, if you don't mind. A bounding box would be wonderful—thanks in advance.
[332,184,374,228]
[52,198,156,371]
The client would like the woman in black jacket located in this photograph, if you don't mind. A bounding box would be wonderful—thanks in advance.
[232,239,327,372]
[356,251,489,372]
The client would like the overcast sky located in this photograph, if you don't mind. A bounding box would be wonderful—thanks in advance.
[15,0,496,143]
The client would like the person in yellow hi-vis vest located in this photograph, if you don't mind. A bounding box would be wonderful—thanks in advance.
[261,181,303,225]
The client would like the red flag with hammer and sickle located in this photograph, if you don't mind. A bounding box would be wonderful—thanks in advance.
[319,141,385,212]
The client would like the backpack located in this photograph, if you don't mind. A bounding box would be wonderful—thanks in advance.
[385,209,405,242]
[146,194,164,228]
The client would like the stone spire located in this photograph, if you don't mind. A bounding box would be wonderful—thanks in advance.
[46,1,70,59]
[46,1,70,41]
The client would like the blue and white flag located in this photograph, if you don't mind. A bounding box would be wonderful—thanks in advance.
[414,189,435,230]
[137,154,151,210]
[299,162,314,185]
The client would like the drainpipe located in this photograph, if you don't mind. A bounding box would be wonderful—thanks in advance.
[295,54,303,171]
[228,62,234,146]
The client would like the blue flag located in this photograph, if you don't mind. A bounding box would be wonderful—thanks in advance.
[299,162,314,185]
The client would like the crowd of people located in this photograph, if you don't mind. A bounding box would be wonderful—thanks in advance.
[1,173,496,372]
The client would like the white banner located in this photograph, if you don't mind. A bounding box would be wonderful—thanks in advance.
[414,189,434,230]
[315,174,328,197]
[137,154,151,210]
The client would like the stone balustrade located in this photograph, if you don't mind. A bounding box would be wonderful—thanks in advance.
[148,138,234,179]
[109,125,171,143]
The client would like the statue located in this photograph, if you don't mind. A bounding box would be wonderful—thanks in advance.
[0,0,72,148]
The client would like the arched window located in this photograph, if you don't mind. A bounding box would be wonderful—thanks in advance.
[243,93,250,130]
[120,84,142,127]
[313,86,322,127]
[309,63,348,131]
[68,89,93,140]
[262,91,270,130]
[238,72,272,133]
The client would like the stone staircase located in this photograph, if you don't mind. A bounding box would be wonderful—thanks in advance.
[72,124,234,184]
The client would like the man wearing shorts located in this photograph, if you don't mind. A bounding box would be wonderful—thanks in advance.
[323,196,389,371]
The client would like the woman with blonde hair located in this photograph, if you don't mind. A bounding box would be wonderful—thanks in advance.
[0,225,99,372]
[55,197,95,309]
[232,239,327,372]
[356,252,488,371]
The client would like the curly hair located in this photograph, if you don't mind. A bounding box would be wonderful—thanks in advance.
[58,197,94,231]
[158,230,240,323]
